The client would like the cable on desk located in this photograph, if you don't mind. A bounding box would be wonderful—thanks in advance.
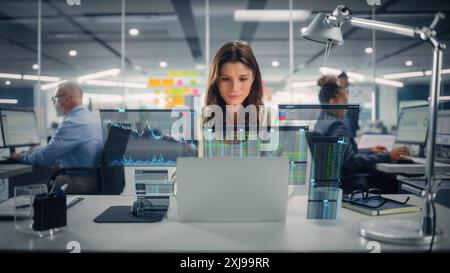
[429,199,437,252]
[0,179,5,196]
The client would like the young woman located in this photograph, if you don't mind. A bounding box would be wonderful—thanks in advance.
[201,40,273,156]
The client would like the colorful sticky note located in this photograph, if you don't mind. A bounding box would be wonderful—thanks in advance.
[149,79,161,87]
[172,96,185,106]
[162,78,174,86]
[192,87,200,96]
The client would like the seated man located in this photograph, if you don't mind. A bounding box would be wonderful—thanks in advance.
[10,82,103,194]
[313,76,409,194]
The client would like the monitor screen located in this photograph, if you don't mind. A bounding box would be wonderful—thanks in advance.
[436,103,450,164]
[436,109,450,146]
[278,104,360,122]
[0,118,4,148]
[0,109,40,147]
[395,105,429,144]
[358,134,396,151]
[278,104,360,134]
[277,126,309,185]
[100,109,197,166]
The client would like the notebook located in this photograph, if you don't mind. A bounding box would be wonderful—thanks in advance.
[342,197,421,216]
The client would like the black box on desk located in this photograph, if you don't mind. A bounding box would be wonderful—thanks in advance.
[33,194,67,231]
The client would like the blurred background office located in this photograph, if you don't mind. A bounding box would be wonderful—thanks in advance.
[0,0,449,199]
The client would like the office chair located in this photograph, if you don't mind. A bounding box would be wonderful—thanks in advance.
[48,123,132,195]
[47,166,103,195]
[97,124,129,195]
[50,124,131,195]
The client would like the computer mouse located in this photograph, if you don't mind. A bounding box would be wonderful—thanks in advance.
[132,198,169,218]
[131,199,150,217]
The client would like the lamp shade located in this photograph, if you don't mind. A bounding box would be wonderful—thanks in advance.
[302,13,343,45]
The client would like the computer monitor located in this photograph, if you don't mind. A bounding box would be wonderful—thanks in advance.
[437,110,450,146]
[436,102,450,163]
[278,104,360,123]
[99,109,197,167]
[0,118,4,148]
[277,125,309,185]
[395,105,429,145]
[278,104,360,135]
[0,109,40,150]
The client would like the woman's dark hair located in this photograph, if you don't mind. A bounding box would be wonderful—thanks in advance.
[338,71,348,80]
[317,75,342,103]
[204,40,263,110]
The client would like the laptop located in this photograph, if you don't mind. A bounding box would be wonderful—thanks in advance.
[176,157,289,222]
[392,105,429,163]
[358,134,396,151]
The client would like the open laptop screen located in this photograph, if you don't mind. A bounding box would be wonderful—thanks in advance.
[395,105,428,145]
[436,102,450,163]
[358,134,396,151]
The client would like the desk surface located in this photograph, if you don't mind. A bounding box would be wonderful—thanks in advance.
[375,161,450,174]
[0,195,448,252]
[0,164,32,178]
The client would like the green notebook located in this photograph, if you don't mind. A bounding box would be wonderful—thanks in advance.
[342,197,421,216]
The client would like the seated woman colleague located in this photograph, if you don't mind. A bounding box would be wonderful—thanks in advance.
[201,40,273,156]
[313,76,409,194]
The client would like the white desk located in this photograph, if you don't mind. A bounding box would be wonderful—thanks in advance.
[0,195,448,252]
[0,164,33,201]
[0,164,32,179]
[375,161,450,174]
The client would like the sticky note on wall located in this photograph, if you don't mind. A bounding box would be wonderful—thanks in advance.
[162,78,174,86]
[149,79,161,87]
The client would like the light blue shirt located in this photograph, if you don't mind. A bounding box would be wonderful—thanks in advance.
[20,106,104,168]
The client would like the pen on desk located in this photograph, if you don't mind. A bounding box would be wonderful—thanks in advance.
[48,180,59,195]
[66,197,84,209]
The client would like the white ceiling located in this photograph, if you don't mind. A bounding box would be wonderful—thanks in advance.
[0,0,449,90]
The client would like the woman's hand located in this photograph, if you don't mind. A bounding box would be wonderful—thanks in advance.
[389,147,410,161]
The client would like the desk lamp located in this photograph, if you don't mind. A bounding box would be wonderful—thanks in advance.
[302,5,446,245]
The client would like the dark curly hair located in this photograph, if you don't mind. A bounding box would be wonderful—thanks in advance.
[317,75,343,103]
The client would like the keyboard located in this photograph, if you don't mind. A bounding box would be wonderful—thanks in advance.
[392,158,416,164]
[392,156,426,164]
[0,158,20,164]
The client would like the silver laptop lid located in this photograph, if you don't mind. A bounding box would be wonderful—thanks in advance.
[176,157,289,222]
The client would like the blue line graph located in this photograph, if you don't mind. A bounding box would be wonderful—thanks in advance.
[106,121,193,143]
[111,154,176,166]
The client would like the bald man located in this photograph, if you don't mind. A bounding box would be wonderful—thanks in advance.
[10,82,103,194]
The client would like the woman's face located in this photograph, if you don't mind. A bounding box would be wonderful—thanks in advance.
[332,88,349,104]
[218,61,254,106]
[329,88,349,119]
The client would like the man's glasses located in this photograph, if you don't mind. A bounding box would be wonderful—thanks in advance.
[344,188,410,209]
[51,94,65,104]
